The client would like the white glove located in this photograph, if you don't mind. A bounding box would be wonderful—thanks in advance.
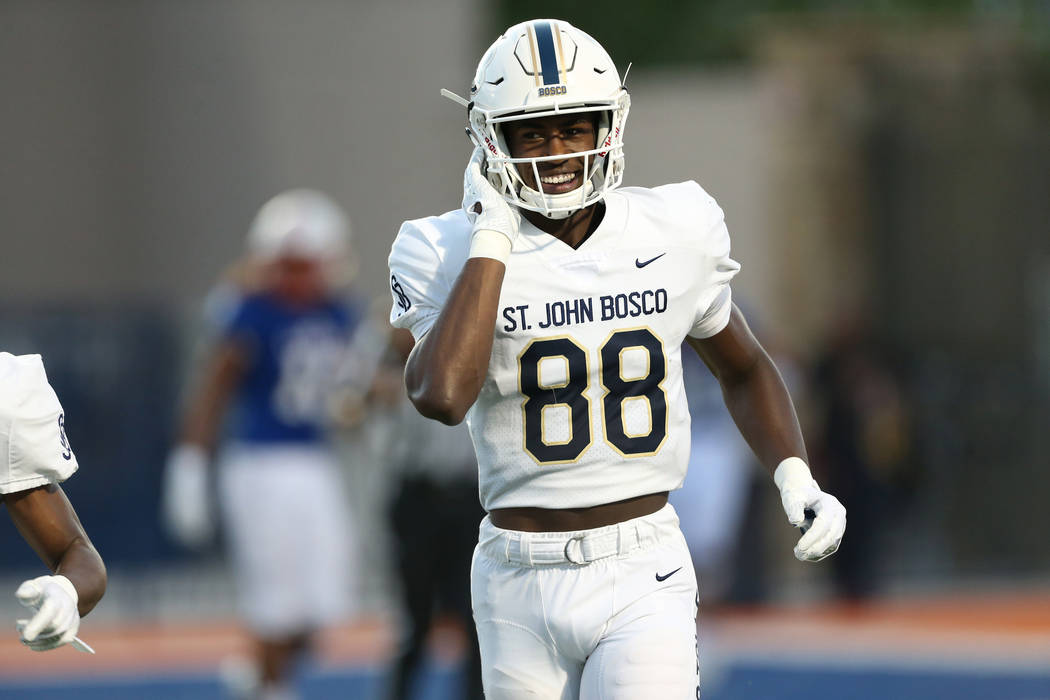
[774,457,847,562]
[462,146,520,263]
[161,444,214,549]
[15,575,82,652]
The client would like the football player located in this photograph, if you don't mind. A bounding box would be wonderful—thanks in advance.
[388,19,847,698]
[162,189,362,700]
[1,352,106,653]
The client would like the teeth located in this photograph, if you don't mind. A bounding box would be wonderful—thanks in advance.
[540,172,576,184]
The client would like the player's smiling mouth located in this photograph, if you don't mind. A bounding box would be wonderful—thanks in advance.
[537,171,580,194]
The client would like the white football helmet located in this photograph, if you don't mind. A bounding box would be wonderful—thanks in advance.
[449,19,631,220]
[247,189,351,261]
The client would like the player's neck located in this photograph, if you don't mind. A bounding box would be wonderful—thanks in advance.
[521,202,605,250]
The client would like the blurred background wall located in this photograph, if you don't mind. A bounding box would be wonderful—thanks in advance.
[0,0,485,581]
[0,0,1047,621]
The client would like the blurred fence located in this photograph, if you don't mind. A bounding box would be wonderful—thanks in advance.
[0,306,181,567]
[756,22,1050,577]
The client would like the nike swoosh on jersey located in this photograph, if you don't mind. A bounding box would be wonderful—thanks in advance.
[655,566,683,582]
[635,253,666,268]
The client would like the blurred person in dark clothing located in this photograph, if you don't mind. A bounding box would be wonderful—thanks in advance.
[671,308,806,607]
[669,341,757,604]
[384,327,484,700]
[812,316,912,600]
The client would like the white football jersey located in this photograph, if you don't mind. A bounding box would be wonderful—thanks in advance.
[0,353,78,494]
[389,181,740,510]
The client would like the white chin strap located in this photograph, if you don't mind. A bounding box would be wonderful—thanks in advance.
[518,180,596,220]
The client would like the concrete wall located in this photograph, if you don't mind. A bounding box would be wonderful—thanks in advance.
[0,0,485,307]
[626,70,775,330]
[0,2,776,320]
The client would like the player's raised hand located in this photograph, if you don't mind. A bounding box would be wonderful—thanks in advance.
[161,444,214,549]
[774,457,846,562]
[462,146,521,262]
[15,575,82,652]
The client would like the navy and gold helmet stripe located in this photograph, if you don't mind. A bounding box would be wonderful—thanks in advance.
[529,20,564,86]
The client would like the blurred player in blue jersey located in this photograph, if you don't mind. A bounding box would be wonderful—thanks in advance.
[2,352,106,654]
[163,189,363,700]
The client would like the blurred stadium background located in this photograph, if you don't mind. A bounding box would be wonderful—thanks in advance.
[0,0,1048,698]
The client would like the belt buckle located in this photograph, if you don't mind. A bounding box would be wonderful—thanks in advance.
[563,534,587,565]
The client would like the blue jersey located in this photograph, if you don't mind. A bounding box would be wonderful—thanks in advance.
[222,292,360,445]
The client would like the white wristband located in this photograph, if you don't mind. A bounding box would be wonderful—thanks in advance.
[773,456,816,490]
[468,229,513,264]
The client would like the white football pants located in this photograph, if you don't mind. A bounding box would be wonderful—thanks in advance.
[471,503,700,699]
[219,444,356,638]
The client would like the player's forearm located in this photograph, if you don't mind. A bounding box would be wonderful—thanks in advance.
[178,374,235,449]
[55,539,107,616]
[405,258,505,424]
[6,485,107,617]
[179,403,223,450]
[719,351,808,476]
[177,342,244,451]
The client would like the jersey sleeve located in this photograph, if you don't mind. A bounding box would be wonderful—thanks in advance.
[686,183,741,339]
[388,219,453,341]
[0,354,78,494]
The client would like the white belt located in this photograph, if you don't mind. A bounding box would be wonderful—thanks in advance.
[479,505,673,567]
